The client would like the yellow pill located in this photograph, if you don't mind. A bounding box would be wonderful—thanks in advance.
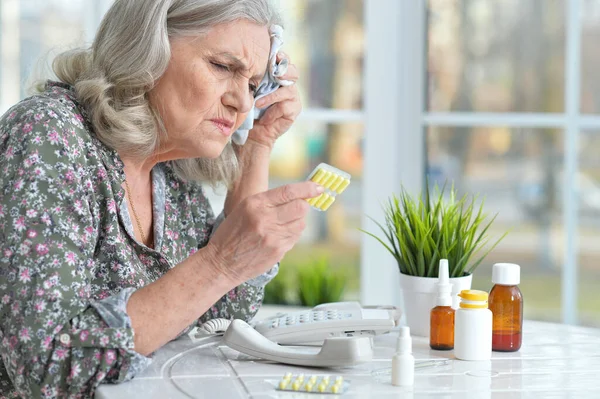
[335,178,350,194]
[329,175,345,191]
[278,380,289,389]
[321,376,330,384]
[315,170,331,185]
[335,376,344,383]
[304,383,313,391]
[322,172,338,188]
[320,196,336,211]
[297,374,305,382]
[292,381,301,391]
[318,383,327,392]
[307,195,321,206]
[314,193,330,208]
[309,376,317,384]
[310,168,326,183]
[331,384,341,394]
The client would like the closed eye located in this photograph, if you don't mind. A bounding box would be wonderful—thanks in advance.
[249,83,258,95]
[210,62,230,72]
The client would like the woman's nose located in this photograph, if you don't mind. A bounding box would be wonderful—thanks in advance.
[223,85,254,114]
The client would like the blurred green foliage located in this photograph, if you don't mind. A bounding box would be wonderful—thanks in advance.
[263,246,355,306]
[297,256,346,307]
[263,263,296,305]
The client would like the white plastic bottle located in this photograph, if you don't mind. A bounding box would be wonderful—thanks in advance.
[454,289,492,361]
[391,326,415,386]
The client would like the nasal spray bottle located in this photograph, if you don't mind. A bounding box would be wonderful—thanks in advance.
[391,326,414,386]
[429,259,455,350]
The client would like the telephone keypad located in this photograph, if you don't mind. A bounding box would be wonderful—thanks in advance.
[254,304,396,345]
[269,310,349,329]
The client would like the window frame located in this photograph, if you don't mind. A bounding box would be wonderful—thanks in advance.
[361,0,594,325]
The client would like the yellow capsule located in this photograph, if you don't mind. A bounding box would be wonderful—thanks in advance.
[320,196,336,211]
[283,372,292,380]
[310,168,326,184]
[317,383,327,392]
[297,374,305,382]
[309,376,317,384]
[335,376,344,383]
[321,376,330,384]
[315,170,331,185]
[278,380,289,390]
[331,384,341,394]
[335,178,350,194]
[314,193,330,208]
[304,383,313,391]
[329,175,345,191]
[292,381,301,391]
[323,172,338,188]
[307,195,322,206]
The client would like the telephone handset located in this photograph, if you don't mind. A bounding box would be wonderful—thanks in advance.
[223,319,373,367]
[195,301,400,367]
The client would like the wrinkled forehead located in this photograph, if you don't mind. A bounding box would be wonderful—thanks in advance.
[202,20,271,77]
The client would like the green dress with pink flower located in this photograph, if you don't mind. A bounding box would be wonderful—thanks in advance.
[0,82,277,398]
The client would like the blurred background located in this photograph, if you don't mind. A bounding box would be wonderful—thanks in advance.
[1,0,599,327]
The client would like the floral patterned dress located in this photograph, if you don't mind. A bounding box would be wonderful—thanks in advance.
[0,82,277,398]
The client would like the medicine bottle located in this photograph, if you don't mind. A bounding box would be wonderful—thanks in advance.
[391,326,414,386]
[488,263,523,352]
[430,259,454,350]
[454,290,492,361]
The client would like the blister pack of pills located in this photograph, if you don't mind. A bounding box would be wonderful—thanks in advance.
[306,163,351,211]
[274,373,350,394]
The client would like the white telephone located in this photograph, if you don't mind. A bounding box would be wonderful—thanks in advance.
[196,302,400,368]
[252,301,400,346]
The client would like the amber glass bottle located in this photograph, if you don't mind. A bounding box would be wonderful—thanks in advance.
[430,259,455,350]
[430,305,454,350]
[488,263,523,352]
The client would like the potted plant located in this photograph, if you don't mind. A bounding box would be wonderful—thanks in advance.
[361,182,507,336]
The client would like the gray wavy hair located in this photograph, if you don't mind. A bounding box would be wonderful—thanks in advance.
[51,0,282,186]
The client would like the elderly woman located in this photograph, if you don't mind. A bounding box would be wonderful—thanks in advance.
[0,0,322,397]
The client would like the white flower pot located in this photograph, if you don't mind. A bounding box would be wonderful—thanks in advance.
[398,272,473,337]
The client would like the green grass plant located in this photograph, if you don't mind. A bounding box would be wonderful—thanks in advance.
[297,255,346,307]
[361,182,507,278]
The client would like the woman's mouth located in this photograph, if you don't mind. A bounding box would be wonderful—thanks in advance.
[210,119,234,136]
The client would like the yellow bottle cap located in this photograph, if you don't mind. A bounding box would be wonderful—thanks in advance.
[458,289,488,301]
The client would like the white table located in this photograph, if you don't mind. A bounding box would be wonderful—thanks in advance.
[97,316,600,398]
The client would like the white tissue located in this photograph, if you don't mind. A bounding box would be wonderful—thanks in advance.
[231,24,294,145]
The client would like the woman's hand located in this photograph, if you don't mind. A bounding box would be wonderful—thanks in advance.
[246,53,301,150]
[205,181,323,285]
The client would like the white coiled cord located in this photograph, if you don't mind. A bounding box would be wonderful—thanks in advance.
[194,318,232,338]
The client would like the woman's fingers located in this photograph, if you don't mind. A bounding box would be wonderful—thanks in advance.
[264,181,324,207]
[255,84,298,109]
[278,62,298,82]
[275,198,310,224]
[257,101,295,127]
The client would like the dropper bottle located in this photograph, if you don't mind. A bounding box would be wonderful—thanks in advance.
[391,326,414,386]
[429,259,455,350]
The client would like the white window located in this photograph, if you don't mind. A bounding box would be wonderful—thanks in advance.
[362,0,599,326]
